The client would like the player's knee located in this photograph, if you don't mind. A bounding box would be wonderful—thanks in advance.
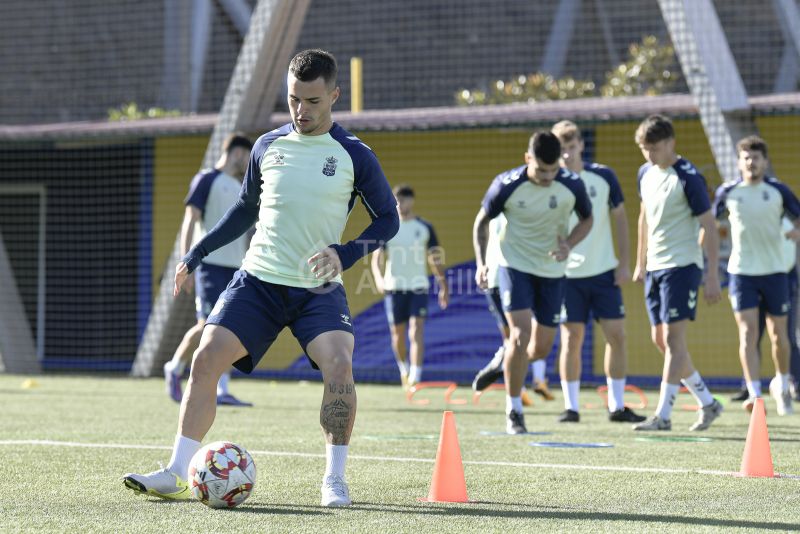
[188,347,222,386]
[606,326,625,349]
[509,329,531,350]
[318,351,353,380]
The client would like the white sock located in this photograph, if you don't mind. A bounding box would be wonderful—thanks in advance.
[607,377,626,413]
[532,359,546,383]
[746,380,762,398]
[166,434,201,480]
[655,382,679,420]
[682,371,714,407]
[777,373,791,393]
[325,444,348,477]
[396,359,409,377]
[561,380,580,412]
[409,365,422,383]
[216,372,230,396]
[164,358,186,375]
[506,395,523,414]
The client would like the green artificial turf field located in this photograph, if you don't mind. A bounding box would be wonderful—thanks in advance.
[1,375,799,533]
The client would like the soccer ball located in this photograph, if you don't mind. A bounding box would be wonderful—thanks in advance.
[188,441,257,508]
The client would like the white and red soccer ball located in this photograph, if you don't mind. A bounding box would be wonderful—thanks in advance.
[188,441,256,508]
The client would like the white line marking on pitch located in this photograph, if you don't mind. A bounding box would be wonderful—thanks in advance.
[0,439,795,479]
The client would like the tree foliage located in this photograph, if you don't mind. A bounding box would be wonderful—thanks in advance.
[107,102,182,121]
[455,35,682,106]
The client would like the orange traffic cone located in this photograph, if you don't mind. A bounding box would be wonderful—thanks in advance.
[420,411,469,502]
[739,397,774,478]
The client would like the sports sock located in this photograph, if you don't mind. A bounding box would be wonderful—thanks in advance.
[532,359,546,383]
[216,372,230,396]
[395,359,409,377]
[561,380,580,412]
[506,395,523,414]
[746,380,762,398]
[607,377,626,412]
[167,434,201,480]
[164,358,186,376]
[655,382,679,420]
[777,373,791,393]
[682,371,714,407]
[409,365,422,383]
[325,444,348,477]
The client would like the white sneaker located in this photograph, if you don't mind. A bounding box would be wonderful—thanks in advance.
[321,474,351,507]
[632,415,671,431]
[123,467,190,500]
[689,399,723,431]
[770,378,794,416]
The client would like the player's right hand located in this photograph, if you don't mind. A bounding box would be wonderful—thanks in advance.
[475,264,489,290]
[174,261,190,297]
[632,264,645,283]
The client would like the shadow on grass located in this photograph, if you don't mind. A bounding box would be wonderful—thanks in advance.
[348,501,797,529]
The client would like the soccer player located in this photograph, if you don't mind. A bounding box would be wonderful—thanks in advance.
[631,114,724,432]
[713,135,800,415]
[474,131,593,434]
[123,49,399,507]
[550,120,645,424]
[370,184,448,388]
[162,133,254,407]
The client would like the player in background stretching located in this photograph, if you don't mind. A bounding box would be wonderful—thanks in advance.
[163,133,253,407]
[474,131,593,434]
[471,211,552,404]
[123,49,399,507]
[631,114,723,432]
[551,120,645,424]
[713,135,800,415]
[371,184,448,388]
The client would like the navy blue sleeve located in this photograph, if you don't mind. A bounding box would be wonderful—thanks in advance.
[557,169,592,220]
[636,163,651,199]
[331,134,399,271]
[769,178,800,220]
[713,182,733,219]
[591,164,624,208]
[181,136,268,272]
[482,166,525,219]
[675,160,711,216]
[419,218,440,249]
[184,170,219,213]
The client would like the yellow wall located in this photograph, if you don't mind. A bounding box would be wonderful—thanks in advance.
[150,118,800,375]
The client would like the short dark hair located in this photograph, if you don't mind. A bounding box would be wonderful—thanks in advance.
[528,131,561,164]
[551,120,582,143]
[222,132,253,154]
[289,49,338,88]
[736,135,768,158]
[393,184,415,198]
[635,114,675,145]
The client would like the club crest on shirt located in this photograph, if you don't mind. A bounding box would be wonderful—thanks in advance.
[270,151,285,166]
[322,156,338,176]
[549,195,557,209]
[589,185,597,198]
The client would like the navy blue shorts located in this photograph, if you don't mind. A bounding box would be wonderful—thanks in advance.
[485,287,508,328]
[195,263,238,320]
[563,269,625,323]
[729,272,789,315]
[206,270,354,373]
[498,266,565,327]
[384,290,428,325]
[644,264,702,325]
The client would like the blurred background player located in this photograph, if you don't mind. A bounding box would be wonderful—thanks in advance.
[123,49,399,507]
[162,133,254,407]
[713,135,800,415]
[371,184,448,387]
[474,131,593,434]
[631,114,723,432]
[551,120,644,424]
[471,211,553,404]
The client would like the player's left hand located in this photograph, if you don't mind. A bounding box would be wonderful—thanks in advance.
[549,237,570,262]
[438,285,449,310]
[703,271,722,305]
[785,227,800,242]
[309,247,343,281]
[614,264,631,286]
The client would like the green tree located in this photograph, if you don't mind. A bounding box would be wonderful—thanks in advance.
[107,102,182,121]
